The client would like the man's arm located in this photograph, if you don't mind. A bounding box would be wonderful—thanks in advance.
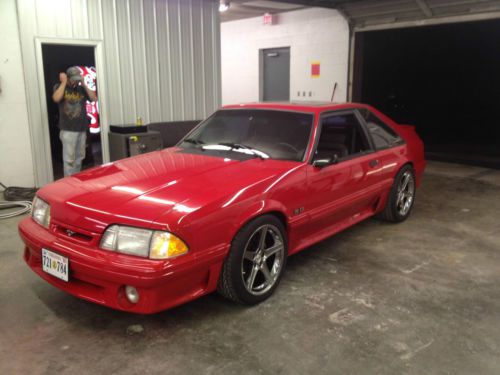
[52,73,67,103]
[82,80,97,102]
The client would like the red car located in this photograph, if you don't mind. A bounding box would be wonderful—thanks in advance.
[19,102,425,314]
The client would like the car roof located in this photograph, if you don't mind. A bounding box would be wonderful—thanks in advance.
[222,101,367,113]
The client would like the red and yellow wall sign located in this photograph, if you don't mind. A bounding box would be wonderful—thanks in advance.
[311,61,320,78]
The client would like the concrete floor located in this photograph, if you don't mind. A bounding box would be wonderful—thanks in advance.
[1,161,500,375]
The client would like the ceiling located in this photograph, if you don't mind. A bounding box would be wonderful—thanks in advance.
[220,0,500,28]
[219,0,306,22]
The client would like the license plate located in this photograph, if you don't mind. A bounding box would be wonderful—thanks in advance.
[42,249,69,282]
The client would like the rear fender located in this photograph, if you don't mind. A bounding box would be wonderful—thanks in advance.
[397,124,426,187]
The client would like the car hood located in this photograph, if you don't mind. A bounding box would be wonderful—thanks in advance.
[38,148,298,233]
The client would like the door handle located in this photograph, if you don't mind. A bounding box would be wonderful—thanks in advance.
[369,159,379,168]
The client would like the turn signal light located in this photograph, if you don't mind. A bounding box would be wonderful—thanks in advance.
[150,232,189,259]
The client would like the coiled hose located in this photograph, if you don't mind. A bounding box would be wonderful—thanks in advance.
[0,201,32,219]
[0,182,37,219]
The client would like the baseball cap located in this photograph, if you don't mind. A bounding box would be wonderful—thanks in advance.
[66,67,82,81]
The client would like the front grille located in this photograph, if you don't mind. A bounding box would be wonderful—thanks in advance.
[53,224,96,244]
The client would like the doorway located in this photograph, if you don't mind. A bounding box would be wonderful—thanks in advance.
[260,47,290,101]
[352,19,500,169]
[41,44,102,180]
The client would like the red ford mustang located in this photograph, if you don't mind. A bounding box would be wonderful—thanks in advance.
[19,102,425,314]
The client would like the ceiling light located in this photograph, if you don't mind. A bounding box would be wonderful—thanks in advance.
[242,1,301,10]
[219,0,230,12]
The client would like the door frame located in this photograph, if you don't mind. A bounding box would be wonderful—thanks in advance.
[34,37,110,184]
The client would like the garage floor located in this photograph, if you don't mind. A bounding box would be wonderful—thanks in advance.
[1,161,500,375]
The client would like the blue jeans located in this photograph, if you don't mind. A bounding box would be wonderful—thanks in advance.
[59,130,86,176]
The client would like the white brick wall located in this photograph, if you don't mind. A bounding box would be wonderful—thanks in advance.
[221,7,350,105]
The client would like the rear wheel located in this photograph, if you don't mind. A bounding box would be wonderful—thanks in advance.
[380,165,416,222]
[217,215,287,304]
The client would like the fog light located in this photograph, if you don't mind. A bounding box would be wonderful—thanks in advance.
[125,286,140,304]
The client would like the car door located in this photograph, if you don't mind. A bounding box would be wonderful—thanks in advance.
[299,110,384,241]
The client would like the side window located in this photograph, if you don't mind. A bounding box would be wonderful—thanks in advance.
[359,109,402,150]
[315,113,370,161]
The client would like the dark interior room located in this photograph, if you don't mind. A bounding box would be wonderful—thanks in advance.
[42,44,101,179]
[354,19,500,168]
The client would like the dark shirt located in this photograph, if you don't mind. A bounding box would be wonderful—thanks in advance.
[53,83,89,132]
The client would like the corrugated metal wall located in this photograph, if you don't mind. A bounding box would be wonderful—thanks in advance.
[100,0,220,123]
[16,0,221,185]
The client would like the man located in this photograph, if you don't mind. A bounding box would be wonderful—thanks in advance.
[52,67,97,176]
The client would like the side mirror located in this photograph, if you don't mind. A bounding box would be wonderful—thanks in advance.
[312,154,339,168]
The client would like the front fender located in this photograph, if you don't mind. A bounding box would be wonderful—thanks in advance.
[231,198,290,236]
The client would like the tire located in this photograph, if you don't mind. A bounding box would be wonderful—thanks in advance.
[380,164,416,223]
[217,214,288,305]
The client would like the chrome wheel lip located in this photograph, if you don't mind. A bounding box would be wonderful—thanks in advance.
[241,224,285,296]
[397,170,415,217]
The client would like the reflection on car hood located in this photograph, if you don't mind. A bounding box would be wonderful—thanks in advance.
[38,148,299,233]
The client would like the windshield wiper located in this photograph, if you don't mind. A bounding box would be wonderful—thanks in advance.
[183,138,205,145]
[218,142,252,150]
[217,143,267,159]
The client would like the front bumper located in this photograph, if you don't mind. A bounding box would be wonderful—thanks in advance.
[19,218,226,314]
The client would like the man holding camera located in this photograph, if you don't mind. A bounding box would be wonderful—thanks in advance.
[52,67,97,177]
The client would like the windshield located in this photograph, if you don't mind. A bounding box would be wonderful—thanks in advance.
[179,109,314,162]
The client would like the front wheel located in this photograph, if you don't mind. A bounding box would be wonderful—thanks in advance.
[380,165,416,222]
[217,215,287,304]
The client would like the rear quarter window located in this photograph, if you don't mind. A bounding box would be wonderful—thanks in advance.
[359,108,403,150]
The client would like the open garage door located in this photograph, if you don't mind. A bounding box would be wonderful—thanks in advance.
[276,1,500,167]
[279,0,500,28]
[352,19,500,168]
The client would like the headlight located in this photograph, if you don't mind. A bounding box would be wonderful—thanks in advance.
[100,225,189,259]
[32,196,51,228]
